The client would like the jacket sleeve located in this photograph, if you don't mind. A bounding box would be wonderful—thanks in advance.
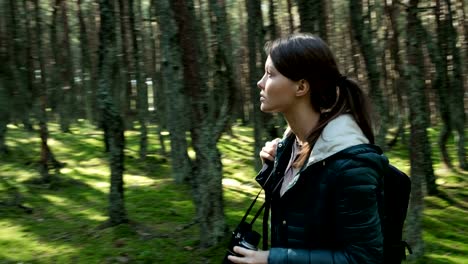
[268,165,384,264]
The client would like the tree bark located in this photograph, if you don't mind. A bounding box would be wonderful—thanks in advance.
[296,0,317,34]
[0,78,8,155]
[118,0,135,129]
[0,73,8,155]
[128,0,148,160]
[77,0,95,123]
[21,0,34,131]
[1,1,11,154]
[286,0,294,34]
[6,0,32,131]
[349,0,388,148]
[98,0,127,226]
[50,0,71,133]
[34,0,55,182]
[384,0,406,148]
[246,0,266,170]
[268,0,278,40]
[170,0,228,247]
[148,2,167,157]
[405,0,430,259]
[154,0,192,183]
[444,0,467,170]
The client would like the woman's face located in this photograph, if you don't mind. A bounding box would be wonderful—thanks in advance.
[257,56,298,113]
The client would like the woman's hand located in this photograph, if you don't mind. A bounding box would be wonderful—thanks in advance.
[227,246,269,264]
[260,138,280,163]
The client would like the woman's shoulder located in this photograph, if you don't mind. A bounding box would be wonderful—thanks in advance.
[324,144,388,183]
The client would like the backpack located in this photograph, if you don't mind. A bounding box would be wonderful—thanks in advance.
[381,164,412,263]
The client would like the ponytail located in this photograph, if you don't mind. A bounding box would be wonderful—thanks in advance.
[293,75,374,169]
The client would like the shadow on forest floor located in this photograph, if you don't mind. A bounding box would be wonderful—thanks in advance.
[1,123,467,263]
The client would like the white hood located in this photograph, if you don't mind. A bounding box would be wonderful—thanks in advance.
[306,114,369,166]
[279,114,369,194]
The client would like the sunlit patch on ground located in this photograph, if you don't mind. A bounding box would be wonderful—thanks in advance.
[1,123,467,263]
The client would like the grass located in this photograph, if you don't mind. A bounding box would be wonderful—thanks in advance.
[0,121,467,263]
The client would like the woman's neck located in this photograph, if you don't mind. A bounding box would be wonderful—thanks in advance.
[283,104,320,145]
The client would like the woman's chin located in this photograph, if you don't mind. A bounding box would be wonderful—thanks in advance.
[260,105,275,113]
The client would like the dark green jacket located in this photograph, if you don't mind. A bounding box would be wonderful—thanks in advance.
[257,133,386,264]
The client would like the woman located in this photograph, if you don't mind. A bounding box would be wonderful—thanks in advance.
[228,33,386,264]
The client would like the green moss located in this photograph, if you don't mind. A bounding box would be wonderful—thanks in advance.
[0,123,467,263]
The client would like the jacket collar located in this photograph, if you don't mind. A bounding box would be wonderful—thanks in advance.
[282,114,369,168]
[306,114,369,167]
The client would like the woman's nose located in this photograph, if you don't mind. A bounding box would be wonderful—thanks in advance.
[257,75,265,89]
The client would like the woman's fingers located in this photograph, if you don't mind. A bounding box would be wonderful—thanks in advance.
[226,247,252,264]
[260,138,280,162]
[233,246,252,256]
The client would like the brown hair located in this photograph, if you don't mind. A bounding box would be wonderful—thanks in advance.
[265,33,374,168]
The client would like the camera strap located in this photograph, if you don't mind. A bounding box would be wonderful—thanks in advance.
[245,173,284,250]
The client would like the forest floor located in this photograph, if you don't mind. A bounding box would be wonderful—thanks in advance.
[0,121,467,264]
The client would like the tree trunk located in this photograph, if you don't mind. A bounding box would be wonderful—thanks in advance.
[246,0,266,170]
[6,0,32,131]
[21,0,34,131]
[349,0,388,148]
[98,0,127,226]
[1,1,11,154]
[208,0,238,135]
[0,80,8,155]
[405,0,429,259]
[432,0,454,170]
[0,70,8,155]
[154,0,192,183]
[77,0,95,123]
[60,0,77,120]
[148,2,167,157]
[50,0,71,132]
[286,0,294,34]
[317,0,328,42]
[33,0,56,182]
[296,0,317,34]
[384,0,407,148]
[170,0,229,247]
[128,0,148,160]
[268,0,278,40]
[118,0,135,129]
[444,0,467,170]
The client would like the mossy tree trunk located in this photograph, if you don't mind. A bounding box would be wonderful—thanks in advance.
[34,0,53,182]
[444,0,467,170]
[51,0,71,133]
[349,0,388,148]
[6,0,33,131]
[286,0,294,34]
[117,0,135,129]
[405,0,431,259]
[0,1,11,155]
[171,0,236,247]
[128,0,148,160]
[98,0,127,226]
[20,0,34,131]
[384,1,406,148]
[246,0,266,171]
[77,0,95,123]
[154,0,191,183]
[148,2,167,157]
[295,0,327,41]
[268,0,278,40]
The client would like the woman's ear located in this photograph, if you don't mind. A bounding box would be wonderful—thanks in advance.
[296,79,310,97]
